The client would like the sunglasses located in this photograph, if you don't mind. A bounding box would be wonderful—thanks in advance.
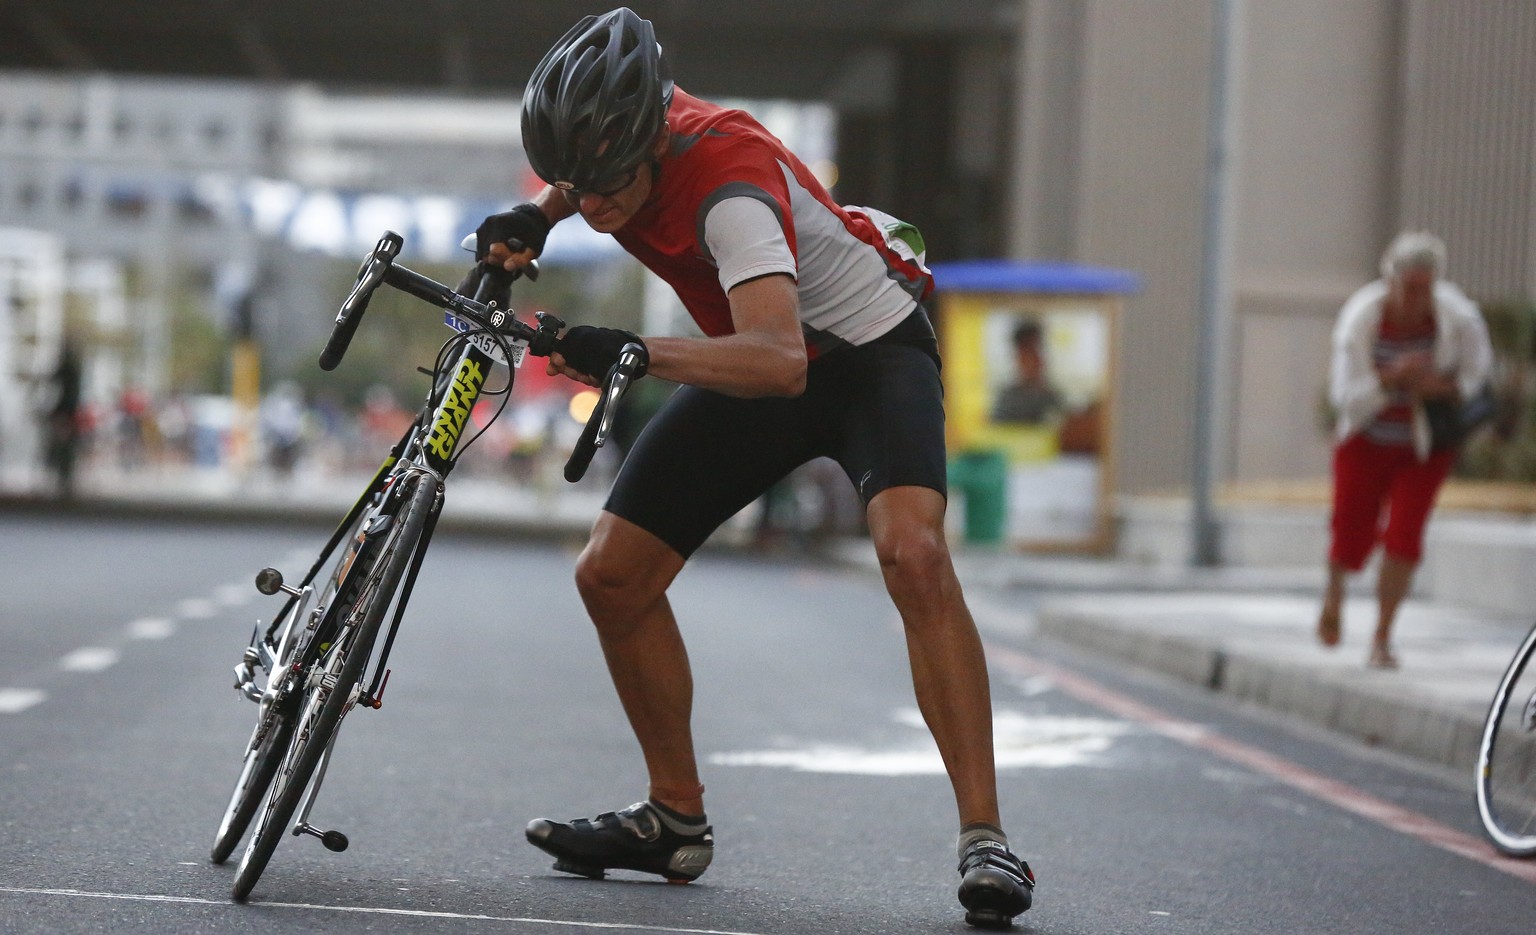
[567,166,640,199]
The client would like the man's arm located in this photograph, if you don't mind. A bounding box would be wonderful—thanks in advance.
[632,192,807,397]
[643,273,807,398]
[530,187,577,227]
[547,273,807,398]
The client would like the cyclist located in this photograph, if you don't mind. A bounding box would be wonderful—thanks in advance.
[475,7,1033,927]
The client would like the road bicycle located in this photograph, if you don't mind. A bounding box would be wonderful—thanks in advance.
[1476,620,1536,857]
[209,231,646,901]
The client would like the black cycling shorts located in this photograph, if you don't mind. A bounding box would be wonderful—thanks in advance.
[605,313,948,558]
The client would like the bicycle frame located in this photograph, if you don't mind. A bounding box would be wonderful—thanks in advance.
[219,230,649,900]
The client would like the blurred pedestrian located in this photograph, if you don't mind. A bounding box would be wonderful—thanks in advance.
[1316,231,1493,669]
[41,335,84,497]
[117,383,150,470]
[260,381,308,476]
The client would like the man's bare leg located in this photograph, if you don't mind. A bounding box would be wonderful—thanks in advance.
[866,485,999,828]
[573,510,704,815]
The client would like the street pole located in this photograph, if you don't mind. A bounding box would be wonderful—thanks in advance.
[1191,0,1240,567]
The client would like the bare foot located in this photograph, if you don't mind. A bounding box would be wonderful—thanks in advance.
[1367,643,1399,670]
[1317,607,1342,647]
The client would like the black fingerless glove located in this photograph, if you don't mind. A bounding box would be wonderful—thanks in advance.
[556,326,648,380]
[474,203,552,260]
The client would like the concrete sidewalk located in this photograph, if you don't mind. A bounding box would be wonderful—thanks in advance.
[5,467,1531,780]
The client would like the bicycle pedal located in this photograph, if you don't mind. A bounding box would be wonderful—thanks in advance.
[551,858,606,880]
[295,822,350,852]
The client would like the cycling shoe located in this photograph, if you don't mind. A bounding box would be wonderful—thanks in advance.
[525,800,713,883]
[958,838,1034,928]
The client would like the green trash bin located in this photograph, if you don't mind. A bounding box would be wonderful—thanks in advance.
[948,449,1008,544]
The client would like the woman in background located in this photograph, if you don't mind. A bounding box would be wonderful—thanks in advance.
[1317,231,1492,669]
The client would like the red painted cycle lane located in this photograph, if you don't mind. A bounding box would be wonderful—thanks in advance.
[984,643,1536,886]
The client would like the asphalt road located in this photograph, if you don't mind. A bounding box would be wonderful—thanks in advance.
[2,512,1534,934]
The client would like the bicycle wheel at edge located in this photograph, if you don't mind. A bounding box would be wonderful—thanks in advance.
[231,474,438,901]
[1475,620,1536,857]
[210,501,373,865]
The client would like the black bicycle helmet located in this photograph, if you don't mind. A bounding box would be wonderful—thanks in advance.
[521,7,674,192]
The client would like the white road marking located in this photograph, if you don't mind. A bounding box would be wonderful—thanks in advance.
[0,886,770,933]
[214,583,251,607]
[176,598,219,620]
[58,647,119,673]
[0,688,47,713]
[709,707,1131,774]
[126,618,176,640]
[5,581,263,717]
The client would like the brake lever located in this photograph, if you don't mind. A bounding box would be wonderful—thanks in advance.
[594,343,646,446]
[562,341,648,483]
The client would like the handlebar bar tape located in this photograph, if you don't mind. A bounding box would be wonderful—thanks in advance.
[563,393,606,483]
[562,343,647,483]
[320,231,403,371]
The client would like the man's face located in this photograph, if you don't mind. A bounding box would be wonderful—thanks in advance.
[562,161,654,233]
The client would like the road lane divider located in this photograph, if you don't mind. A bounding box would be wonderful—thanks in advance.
[4,582,249,715]
[126,618,176,640]
[0,688,46,714]
[58,647,119,673]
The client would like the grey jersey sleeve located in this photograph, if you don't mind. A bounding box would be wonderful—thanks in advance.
[701,195,797,292]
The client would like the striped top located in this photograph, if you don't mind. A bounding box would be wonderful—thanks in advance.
[1363,315,1436,447]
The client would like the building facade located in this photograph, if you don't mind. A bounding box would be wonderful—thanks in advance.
[1009,0,1536,496]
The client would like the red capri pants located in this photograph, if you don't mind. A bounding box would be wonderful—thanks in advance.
[1329,433,1455,571]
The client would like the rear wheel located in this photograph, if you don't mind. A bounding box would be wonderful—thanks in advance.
[232,475,438,901]
[1476,622,1536,857]
[211,695,298,864]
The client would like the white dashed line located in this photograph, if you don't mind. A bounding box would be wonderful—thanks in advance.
[214,584,251,607]
[7,579,259,717]
[59,647,119,673]
[0,688,47,714]
[175,598,219,619]
[126,618,176,640]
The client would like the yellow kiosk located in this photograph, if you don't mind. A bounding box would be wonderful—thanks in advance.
[930,259,1139,552]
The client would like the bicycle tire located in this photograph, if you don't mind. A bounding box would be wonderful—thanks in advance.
[211,501,376,864]
[1475,620,1536,857]
[211,697,298,864]
[232,475,438,901]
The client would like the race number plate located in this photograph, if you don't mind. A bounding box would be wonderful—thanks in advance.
[443,312,527,368]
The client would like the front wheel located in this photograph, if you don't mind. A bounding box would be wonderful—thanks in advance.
[232,474,438,901]
[1475,621,1536,857]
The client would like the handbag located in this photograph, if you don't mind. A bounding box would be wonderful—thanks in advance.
[1425,383,1495,450]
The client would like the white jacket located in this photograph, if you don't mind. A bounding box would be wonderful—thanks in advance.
[1329,278,1493,460]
